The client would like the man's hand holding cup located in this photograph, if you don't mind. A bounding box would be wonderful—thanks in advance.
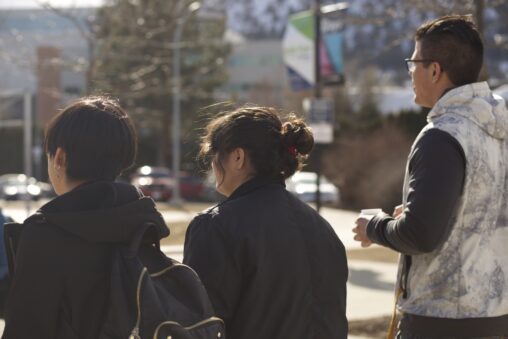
[353,208,383,248]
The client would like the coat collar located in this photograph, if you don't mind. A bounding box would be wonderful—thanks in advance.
[226,176,284,202]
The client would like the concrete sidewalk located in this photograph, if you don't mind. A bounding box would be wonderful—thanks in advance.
[320,207,398,320]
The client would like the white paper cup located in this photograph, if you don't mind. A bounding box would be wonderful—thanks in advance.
[359,208,382,220]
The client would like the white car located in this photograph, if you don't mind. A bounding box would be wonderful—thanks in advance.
[286,171,340,205]
[0,174,54,201]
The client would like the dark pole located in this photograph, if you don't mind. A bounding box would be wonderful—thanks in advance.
[314,0,322,212]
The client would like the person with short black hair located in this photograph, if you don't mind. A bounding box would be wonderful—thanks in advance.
[2,96,169,338]
[44,97,137,183]
[353,15,508,338]
[183,106,348,339]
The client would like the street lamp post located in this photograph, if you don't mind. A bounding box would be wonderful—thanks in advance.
[23,92,33,216]
[170,1,201,206]
[313,0,323,212]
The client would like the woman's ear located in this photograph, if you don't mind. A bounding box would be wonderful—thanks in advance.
[232,148,247,170]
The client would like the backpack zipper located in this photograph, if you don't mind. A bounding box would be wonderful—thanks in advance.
[152,316,225,339]
[129,267,148,339]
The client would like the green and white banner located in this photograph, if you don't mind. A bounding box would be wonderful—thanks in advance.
[283,9,345,91]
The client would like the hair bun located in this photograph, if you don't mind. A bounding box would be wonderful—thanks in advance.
[282,118,314,156]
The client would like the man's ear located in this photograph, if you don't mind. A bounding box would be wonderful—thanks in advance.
[432,62,444,83]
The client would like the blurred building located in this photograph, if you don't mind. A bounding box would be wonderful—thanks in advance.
[0,7,92,178]
[219,32,288,108]
[0,92,29,121]
[0,7,93,123]
[0,6,291,118]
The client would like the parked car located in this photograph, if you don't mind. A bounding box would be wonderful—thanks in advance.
[131,166,174,201]
[286,171,340,205]
[131,166,206,201]
[179,173,205,201]
[0,174,54,201]
[200,170,225,202]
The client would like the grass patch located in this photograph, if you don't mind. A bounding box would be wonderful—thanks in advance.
[347,246,399,263]
[349,315,392,338]
[161,221,189,246]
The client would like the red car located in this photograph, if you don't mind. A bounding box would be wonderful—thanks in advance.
[131,166,205,201]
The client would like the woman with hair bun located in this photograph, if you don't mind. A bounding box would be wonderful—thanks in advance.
[183,106,348,339]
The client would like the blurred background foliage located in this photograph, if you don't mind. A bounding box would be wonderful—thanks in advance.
[0,0,506,209]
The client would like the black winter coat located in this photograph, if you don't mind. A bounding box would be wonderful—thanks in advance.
[2,181,169,339]
[183,177,348,339]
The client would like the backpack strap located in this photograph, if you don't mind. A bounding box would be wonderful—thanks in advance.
[4,213,49,278]
[4,222,24,279]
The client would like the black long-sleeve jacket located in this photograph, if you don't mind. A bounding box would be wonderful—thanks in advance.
[184,176,348,339]
[367,129,466,254]
[2,182,168,339]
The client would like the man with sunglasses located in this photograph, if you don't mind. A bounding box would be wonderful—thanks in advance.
[353,15,508,338]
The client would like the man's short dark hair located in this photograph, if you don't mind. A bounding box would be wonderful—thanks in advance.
[45,96,137,182]
[415,15,483,86]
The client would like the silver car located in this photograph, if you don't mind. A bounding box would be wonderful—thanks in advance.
[286,171,340,205]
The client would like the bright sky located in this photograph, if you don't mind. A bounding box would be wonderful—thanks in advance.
[0,0,103,8]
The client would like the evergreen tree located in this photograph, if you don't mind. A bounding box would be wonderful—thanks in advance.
[92,0,230,167]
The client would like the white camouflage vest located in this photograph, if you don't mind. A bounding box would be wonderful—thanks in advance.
[398,82,508,318]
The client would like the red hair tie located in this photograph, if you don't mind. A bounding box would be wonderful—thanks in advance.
[288,146,298,156]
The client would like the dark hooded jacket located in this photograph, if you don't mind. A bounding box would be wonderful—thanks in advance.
[2,181,169,339]
[183,177,348,339]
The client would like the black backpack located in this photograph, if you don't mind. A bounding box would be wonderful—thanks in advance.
[98,222,226,339]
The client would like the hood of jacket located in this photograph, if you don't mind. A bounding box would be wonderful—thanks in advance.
[28,181,169,244]
[428,81,508,140]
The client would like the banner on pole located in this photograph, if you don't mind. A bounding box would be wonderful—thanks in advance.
[282,8,346,92]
